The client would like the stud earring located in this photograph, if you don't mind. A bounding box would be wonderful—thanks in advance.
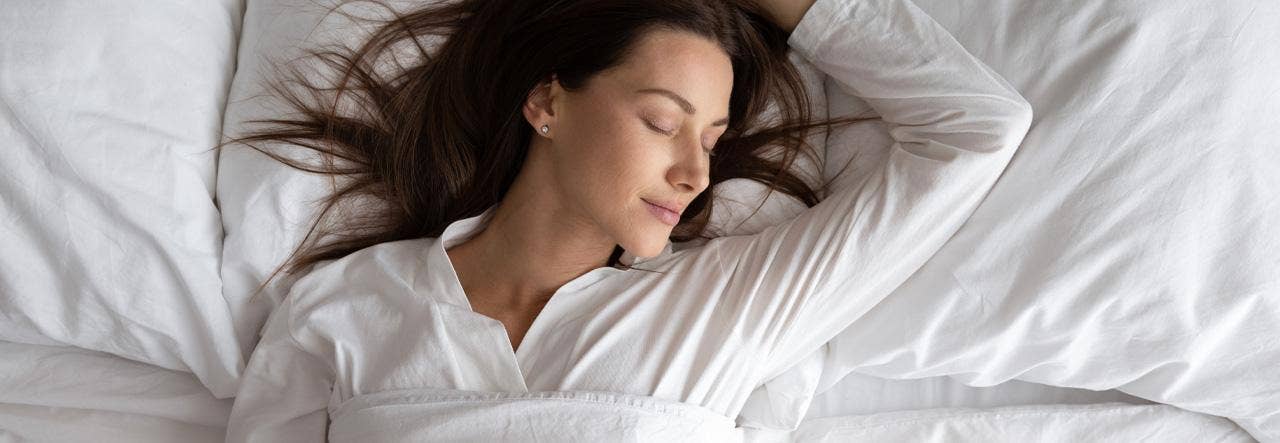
[540,125,550,135]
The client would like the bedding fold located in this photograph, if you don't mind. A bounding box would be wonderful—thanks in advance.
[788,403,1254,442]
[325,388,745,442]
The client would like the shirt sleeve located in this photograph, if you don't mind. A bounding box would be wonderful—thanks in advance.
[716,0,1034,380]
[225,294,334,443]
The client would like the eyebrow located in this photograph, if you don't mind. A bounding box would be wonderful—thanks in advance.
[634,88,730,127]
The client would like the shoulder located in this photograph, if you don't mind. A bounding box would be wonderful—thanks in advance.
[284,237,440,318]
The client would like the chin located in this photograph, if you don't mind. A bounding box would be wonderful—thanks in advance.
[619,236,667,259]
[639,244,666,258]
[615,211,673,258]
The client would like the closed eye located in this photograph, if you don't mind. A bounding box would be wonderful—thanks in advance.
[646,119,716,156]
[644,120,674,136]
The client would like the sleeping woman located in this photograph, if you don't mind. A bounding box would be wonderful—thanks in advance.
[224,0,1033,440]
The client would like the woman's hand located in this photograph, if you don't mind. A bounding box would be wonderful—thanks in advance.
[749,0,818,34]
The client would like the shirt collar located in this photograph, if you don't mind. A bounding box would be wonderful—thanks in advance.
[432,204,655,301]
[439,205,499,251]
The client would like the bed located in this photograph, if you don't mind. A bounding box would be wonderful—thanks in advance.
[1,0,1276,441]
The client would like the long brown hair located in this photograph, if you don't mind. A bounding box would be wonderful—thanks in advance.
[219,0,869,288]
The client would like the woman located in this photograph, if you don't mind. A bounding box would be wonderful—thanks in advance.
[225,0,1033,440]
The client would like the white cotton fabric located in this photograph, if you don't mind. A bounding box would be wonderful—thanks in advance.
[769,0,1280,440]
[0,0,246,397]
[224,0,1034,438]
[781,403,1253,443]
[326,388,745,442]
[805,371,1149,418]
[0,341,232,443]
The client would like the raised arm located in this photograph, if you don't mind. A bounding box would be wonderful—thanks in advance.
[751,0,820,34]
[711,0,1033,381]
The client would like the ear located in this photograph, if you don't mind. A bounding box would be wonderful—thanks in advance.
[522,74,561,136]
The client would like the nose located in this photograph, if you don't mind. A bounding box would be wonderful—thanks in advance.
[667,136,711,194]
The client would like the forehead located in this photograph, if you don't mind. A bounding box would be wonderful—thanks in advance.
[594,29,734,104]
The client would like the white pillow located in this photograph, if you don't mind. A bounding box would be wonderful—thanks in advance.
[802,0,1280,439]
[0,1,245,397]
[220,0,439,365]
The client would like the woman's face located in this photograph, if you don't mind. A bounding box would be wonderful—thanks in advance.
[527,29,733,258]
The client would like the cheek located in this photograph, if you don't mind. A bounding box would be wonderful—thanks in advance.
[551,118,632,206]
[584,139,651,198]
[565,110,647,177]
[555,99,662,213]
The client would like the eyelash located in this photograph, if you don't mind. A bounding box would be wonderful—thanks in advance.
[645,120,716,156]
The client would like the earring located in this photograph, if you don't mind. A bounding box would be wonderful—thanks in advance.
[540,125,550,135]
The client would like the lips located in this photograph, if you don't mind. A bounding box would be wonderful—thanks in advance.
[641,199,684,214]
[642,199,681,226]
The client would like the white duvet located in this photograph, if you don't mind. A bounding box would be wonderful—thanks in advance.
[326,388,745,442]
[323,389,1250,443]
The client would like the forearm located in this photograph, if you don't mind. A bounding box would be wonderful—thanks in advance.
[788,0,1033,149]
[753,0,818,34]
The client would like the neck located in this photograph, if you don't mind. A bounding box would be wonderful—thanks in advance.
[446,145,617,307]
